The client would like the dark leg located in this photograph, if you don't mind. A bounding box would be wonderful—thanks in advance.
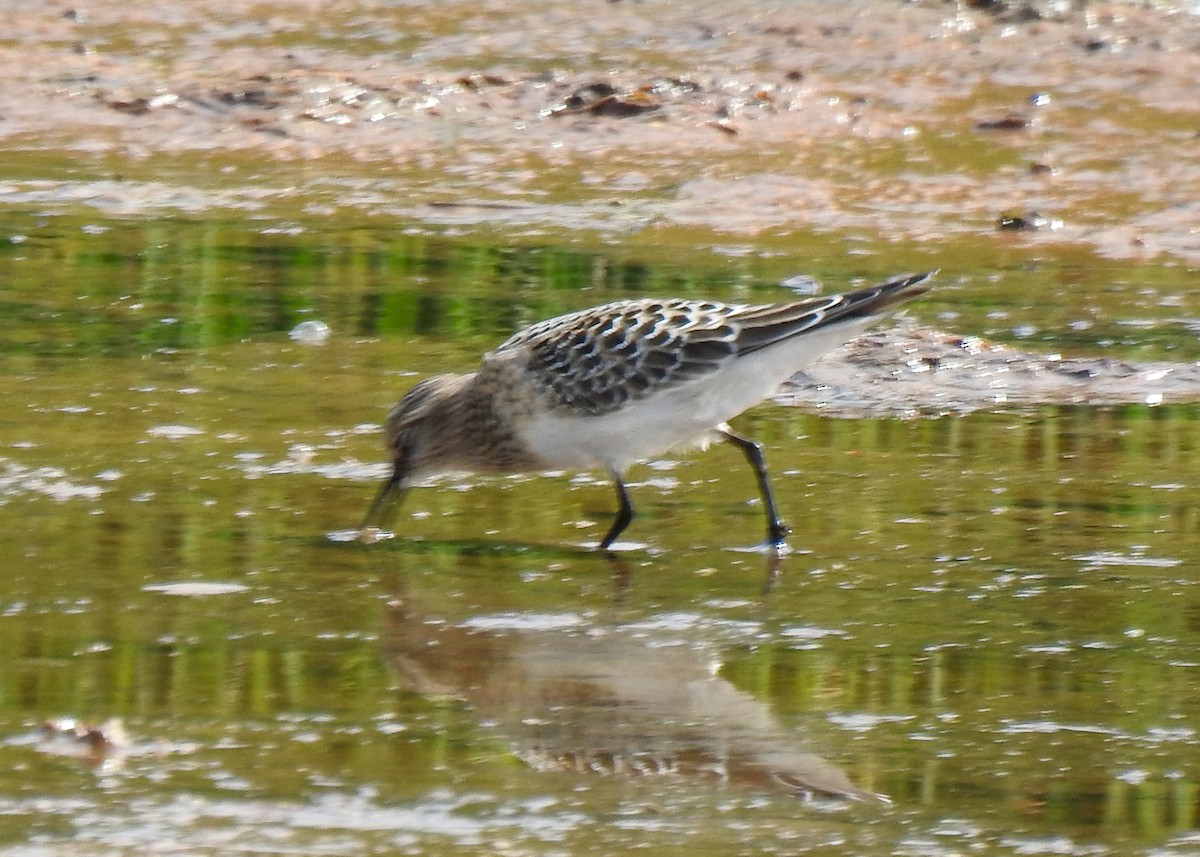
[719,429,790,547]
[599,471,634,551]
[359,461,408,532]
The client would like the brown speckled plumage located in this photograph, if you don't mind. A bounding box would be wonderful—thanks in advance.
[363,271,934,550]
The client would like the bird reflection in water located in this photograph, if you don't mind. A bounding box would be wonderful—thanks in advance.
[381,555,884,803]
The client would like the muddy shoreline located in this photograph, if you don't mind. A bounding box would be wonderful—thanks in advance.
[4,0,1200,404]
[4,1,1198,258]
[783,322,1200,415]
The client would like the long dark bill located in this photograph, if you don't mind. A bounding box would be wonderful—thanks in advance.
[359,462,409,532]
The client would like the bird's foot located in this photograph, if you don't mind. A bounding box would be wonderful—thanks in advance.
[766,521,791,548]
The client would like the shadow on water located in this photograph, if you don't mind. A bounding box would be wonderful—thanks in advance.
[348,534,600,561]
[347,528,788,596]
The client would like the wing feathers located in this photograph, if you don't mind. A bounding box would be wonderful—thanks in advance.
[488,272,933,415]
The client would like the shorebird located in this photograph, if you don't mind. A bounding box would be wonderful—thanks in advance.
[361,271,933,550]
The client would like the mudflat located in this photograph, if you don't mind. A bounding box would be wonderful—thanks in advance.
[3,1,1196,257]
[5,1,1200,402]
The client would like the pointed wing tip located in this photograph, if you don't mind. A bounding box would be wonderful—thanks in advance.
[889,269,937,292]
[864,269,937,310]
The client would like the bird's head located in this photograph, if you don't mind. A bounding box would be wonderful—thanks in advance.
[360,374,469,533]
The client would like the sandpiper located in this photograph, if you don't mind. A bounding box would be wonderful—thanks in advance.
[362,271,933,550]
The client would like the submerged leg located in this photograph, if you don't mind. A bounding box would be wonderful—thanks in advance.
[599,471,634,551]
[359,461,408,533]
[719,429,790,547]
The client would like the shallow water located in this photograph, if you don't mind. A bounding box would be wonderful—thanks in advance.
[2,213,1200,856]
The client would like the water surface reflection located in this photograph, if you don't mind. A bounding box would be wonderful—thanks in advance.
[381,558,881,802]
[3,215,1200,854]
